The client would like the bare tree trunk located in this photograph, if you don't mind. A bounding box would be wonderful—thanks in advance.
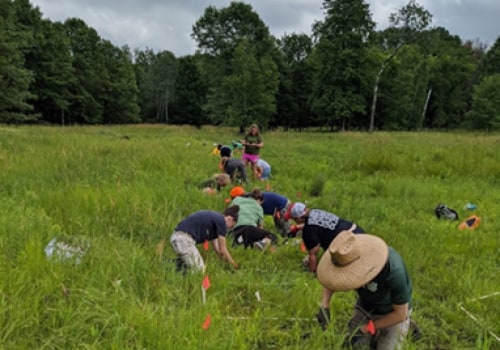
[369,44,404,133]
[420,87,432,129]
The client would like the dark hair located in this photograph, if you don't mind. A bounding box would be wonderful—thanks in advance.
[249,188,263,201]
[217,144,222,150]
[223,205,239,221]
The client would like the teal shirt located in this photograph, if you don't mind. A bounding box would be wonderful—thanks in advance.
[357,248,413,315]
[231,196,264,227]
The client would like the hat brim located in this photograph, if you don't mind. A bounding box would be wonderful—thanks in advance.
[317,234,389,292]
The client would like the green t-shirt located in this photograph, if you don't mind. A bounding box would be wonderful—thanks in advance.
[357,247,413,315]
[244,134,262,155]
[231,196,264,227]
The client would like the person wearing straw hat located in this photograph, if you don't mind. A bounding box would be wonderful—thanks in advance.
[284,202,365,274]
[170,206,241,272]
[316,230,413,350]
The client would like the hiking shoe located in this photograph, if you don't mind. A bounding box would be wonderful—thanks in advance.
[254,239,270,251]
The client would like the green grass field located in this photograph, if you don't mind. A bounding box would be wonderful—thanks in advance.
[0,125,498,349]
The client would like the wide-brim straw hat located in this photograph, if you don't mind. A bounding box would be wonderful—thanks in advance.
[317,231,389,291]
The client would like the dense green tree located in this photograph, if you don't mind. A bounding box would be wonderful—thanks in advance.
[276,33,314,129]
[420,28,476,129]
[141,50,178,123]
[133,48,156,121]
[463,74,500,130]
[169,55,208,126]
[377,45,428,130]
[31,20,75,124]
[310,0,374,131]
[192,1,279,129]
[0,0,35,122]
[481,37,500,76]
[206,39,278,128]
[64,18,107,124]
[368,0,432,132]
[100,42,140,124]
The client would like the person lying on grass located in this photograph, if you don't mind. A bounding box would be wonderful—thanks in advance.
[284,202,365,274]
[316,231,413,350]
[170,206,240,272]
[229,186,277,251]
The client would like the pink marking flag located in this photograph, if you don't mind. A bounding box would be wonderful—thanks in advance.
[203,240,209,251]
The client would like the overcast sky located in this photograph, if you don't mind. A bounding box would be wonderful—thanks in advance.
[30,0,499,56]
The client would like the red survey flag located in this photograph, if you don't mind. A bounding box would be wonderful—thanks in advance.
[300,242,306,252]
[202,275,211,290]
[203,240,209,251]
[202,314,212,330]
[366,320,376,335]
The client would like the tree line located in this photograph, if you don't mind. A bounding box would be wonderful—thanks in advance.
[1,0,499,130]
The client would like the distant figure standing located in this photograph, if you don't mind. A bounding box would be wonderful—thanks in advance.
[255,159,271,181]
[241,124,263,179]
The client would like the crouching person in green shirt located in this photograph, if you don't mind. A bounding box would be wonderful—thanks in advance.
[316,231,413,350]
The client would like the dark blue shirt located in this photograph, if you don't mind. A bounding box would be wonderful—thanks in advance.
[174,211,227,243]
[261,192,289,215]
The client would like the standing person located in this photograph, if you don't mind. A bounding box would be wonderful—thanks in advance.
[241,124,263,179]
[284,202,365,274]
[170,206,240,272]
[255,159,271,181]
[219,156,247,183]
[250,188,292,238]
[230,186,277,251]
[316,231,413,350]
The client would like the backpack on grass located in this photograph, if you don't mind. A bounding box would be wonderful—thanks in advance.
[434,204,459,220]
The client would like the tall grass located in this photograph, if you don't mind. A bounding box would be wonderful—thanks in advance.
[0,125,498,349]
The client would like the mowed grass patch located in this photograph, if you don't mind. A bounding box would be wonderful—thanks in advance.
[0,125,498,349]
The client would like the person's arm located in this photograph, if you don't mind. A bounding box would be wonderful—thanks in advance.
[361,303,409,333]
[308,244,321,273]
[211,238,220,253]
[216,236,239,269]
[321,287,334,308]
[316,287,334,330]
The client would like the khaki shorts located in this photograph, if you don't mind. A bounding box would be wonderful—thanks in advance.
[170,231,204,271]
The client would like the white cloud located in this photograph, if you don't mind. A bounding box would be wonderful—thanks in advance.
[30,0,499,56]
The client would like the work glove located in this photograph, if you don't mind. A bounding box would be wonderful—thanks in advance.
[316,307,330,331]
[288,224,300,237]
